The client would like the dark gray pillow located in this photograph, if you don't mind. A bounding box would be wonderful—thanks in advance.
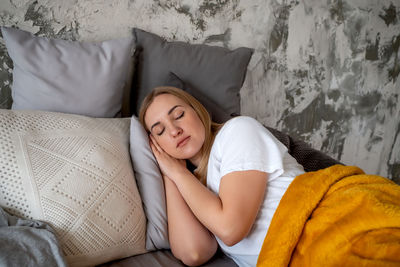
[131,28,253,117]
[264,126,343,172]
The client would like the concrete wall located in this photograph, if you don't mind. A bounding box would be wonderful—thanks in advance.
[0,0,399,182]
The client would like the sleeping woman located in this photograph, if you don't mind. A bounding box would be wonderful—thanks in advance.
[138,86,305,267]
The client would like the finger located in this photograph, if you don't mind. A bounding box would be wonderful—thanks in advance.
[149,139,156,153]
[149,134,163,152]
[149,139,161,156]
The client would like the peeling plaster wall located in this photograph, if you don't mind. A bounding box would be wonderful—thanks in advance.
[0,0,399,182]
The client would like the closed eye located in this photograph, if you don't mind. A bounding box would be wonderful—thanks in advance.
[175,111,184,120]
[157,128,165,136]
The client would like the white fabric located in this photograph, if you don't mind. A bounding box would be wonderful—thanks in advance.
[207,116,305,267]
[0,110,147,266]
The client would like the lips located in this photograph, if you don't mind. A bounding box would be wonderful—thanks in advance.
[177,136,190,148]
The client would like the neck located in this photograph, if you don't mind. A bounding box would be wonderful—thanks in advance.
[189,153,201,167]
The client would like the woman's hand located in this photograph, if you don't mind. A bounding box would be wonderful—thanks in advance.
[149,134,188,180]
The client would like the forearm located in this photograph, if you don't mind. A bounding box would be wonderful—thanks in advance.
[172,169,267,246]
[164,177,217,265]
[171,169,232,242]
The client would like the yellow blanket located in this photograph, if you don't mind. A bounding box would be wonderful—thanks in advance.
[257,165,400,267]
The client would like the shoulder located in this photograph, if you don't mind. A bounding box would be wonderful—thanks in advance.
[219,116,264,136]
[226,116,262,127]
[210,116,289,180]
[214,116,285,151]
[214,116,272,149]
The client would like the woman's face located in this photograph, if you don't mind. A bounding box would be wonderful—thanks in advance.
[144,93,206,165]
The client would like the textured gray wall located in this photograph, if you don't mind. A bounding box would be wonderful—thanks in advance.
[0,0,399,182]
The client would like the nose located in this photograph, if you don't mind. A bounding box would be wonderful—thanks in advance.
[169,123,182,137]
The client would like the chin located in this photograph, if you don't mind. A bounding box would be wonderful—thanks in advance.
[175,149,200,161]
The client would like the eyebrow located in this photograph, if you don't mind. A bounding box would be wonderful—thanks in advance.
[150,105,182,131]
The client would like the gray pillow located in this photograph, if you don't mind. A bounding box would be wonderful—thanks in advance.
[131,28,253,117]
[1,27,134,118]
[130,116,169,250]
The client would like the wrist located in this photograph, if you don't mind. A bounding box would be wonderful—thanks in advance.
[173,167,193,183]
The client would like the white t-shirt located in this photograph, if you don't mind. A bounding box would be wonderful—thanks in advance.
[207,116,304,267]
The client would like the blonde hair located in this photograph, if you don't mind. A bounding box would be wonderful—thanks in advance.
[139,86,222,184]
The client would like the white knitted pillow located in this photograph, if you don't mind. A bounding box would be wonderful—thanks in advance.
[0,110,147,266]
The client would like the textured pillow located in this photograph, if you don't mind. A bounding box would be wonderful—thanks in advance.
[130,116,169,250]
[131,28,253,117]
[0,109,147,266]
[1,27,134,118]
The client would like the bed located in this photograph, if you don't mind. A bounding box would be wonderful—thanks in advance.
[0,26,399,267]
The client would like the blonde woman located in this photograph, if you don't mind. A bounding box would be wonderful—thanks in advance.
[139,87,304,267]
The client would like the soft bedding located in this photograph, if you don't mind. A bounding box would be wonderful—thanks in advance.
[0,109,342,267]
[99,248,237,267]
[257,164,400,267]
[0,206,67,267]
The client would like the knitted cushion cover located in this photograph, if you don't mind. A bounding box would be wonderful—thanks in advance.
[0,110,147,266]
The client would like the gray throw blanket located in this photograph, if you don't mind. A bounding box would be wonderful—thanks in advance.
[0,207,67,267]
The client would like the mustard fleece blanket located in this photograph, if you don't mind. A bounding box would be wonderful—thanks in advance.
[257,165,400,267]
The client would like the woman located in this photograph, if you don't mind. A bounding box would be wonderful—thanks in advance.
[139,87,305,267]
